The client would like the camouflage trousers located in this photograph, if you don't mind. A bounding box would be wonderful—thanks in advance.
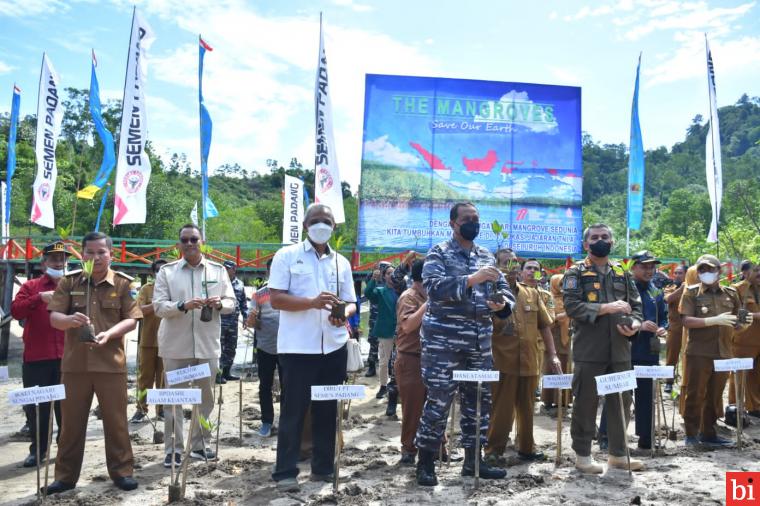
[387,344,398,397]
[415,334,493,452]
[220,325,238,369]
[367,334,379,366]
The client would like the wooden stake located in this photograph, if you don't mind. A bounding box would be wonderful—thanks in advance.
[42,401,55,499]
[555,388,562,466]
[651,380,656,458]
[35,403,40,500]
[618,392,632,478]
[447,391,457,468]
[333,399,343,493]
[474,382,482,489]
[215,383,223,460]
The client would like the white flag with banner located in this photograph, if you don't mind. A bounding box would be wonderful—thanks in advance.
[30,54,63,229]
[113,9,155,226]
[314,15,345,224]
[705,36,722,243]
[282,175,304,244]
[190,201,199,226]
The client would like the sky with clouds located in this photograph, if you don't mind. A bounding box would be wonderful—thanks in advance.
[0,0,758,193]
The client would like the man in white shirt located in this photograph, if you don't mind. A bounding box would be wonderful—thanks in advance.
[269,204,357,492]
[153,224,235,468]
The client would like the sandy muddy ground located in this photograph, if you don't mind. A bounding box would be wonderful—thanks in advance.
[2,316,759,505]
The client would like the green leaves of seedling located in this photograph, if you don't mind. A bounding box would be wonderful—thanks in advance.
[57,225,71,241]
[166,247,181,260]
[198,414,216,432]
[137,388,148,402]
[534,270,543,281]
[199,244,213,255]
[82,259,95,278]
[613,259,635,276]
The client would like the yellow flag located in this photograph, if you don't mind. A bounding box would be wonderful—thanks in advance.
[77,184,101,200]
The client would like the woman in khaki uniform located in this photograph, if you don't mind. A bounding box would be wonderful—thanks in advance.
[729,263,760,415]
[541,274,572,409]
[680,254,750,446]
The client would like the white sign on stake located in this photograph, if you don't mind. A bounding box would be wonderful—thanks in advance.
[8,384,66,406]
[147,389,202,405]
[542,374,573,389]
[0,365,8,381]
[453,370,500,382]
[714,358,754,372]
[311,385,365,401]
[165,363,211,386]
[595,370,637,396]
[634,365,675,379]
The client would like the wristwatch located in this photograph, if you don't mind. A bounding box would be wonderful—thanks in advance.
[178,300,186,312]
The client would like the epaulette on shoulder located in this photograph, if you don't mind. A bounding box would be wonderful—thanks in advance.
[686,283,701,291]
[65,269,82,277]
[205,259,223,268]
[723,285,737,293]
[115,271,134,281]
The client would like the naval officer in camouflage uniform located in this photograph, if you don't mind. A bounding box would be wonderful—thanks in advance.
[414,202,515,486]
[563,223,644,474]
[218,260,248,383]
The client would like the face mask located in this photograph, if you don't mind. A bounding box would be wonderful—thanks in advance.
[459,221,480,241]
[46,267,64,279]
[307,223,333,245]
[699,272,719,285]
[589,240,612,258]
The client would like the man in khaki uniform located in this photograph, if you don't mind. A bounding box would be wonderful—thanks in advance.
[131,258,167,423]
[542,274,572,409]
[729,262,760,416]
[680,254,749,446]
[46,232,142,494]
[663,264,686,393]
[486,259,561,463]
[563,223,643,473]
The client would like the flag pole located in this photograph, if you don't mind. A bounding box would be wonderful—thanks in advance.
[705,33,720,255]
[199,34,206,241]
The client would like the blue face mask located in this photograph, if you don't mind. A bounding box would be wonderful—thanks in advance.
[46,267,64,279]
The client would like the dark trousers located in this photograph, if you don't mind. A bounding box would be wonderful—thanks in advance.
[220,325,238,369]
[387,344,398,396]
[272,345,347,481]
[256,349,280,425]
[22,359,62,457]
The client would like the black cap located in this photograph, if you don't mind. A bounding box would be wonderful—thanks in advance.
[631,250,660,265]
[223,260,236,269]
[151,258,168,271]
[43,241,71,256]
[740,260,752,271]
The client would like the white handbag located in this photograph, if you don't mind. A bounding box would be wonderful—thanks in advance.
[346,338,364,372]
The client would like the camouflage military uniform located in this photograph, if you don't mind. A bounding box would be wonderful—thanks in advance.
[415,238,515,452]
[220,276,248,369]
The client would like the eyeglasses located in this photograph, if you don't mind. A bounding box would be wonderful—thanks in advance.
[180,237,200,244]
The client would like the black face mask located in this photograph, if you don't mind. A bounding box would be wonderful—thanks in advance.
[589,240,612,258]
[459,221,480,241]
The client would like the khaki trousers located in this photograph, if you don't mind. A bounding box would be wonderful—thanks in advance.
[682,354,728,438]
[728,345,760,411]
[395,352,426,454]
[137,346,164,414]
[162,357,217,454]
[55,372,133,483]
[486,373,538,455]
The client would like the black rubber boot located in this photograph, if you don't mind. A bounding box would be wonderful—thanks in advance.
[416,449,438,486]
[385,390,398,417]
[222,366,239,381]
[364,363,377,377]
[461,447,507,479]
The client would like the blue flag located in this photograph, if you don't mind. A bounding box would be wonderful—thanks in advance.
[199,36,218,220]
[78,50,116,199]
[5,84,20,225]
[627,53,645,231]
[95,183,112,232]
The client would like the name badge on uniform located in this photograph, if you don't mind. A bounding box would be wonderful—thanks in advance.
[71,291,85,296]
[524,305,531,312]
[587,292,598,302]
